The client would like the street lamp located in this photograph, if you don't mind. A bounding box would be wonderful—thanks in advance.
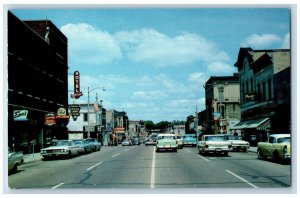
[87,86,105,138]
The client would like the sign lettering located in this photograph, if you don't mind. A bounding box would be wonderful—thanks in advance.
[73,71,83,99]
[13,110,28,121]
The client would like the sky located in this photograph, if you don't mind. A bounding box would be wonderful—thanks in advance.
[8,5,291,123]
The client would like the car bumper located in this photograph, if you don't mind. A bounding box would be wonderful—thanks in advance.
[232,145,249,150]
[41,152,69,157]
[157,145,177,149]
[202,147,232,152]
[183,142,197,145]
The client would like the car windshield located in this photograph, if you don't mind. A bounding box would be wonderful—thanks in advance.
[277,137,290,143]
[51,140,71,146]
[204,136,225,141]
[88,139,95,142]
[226,136,242,140]
[175,136,182,139]
[158,136,175,140]
[74,140,84,144]
[183,135,196,138]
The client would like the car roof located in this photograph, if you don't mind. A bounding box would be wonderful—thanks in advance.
[158,134,175,136]
[270,134,290,138]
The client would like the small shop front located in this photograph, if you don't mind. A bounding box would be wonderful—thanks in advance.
[231,117,270,146]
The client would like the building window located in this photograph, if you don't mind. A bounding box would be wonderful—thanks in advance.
[250,78,253,92]
[83,113,88,122]
[268,78,272,100]
[262,81,266,101]
[257,83,261,102]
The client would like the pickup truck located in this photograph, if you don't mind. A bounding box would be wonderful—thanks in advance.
[257,134,291,161]
[8,148,24,173]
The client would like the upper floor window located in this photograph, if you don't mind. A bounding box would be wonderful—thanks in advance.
[83,113,88,122]
[268,78,272,100]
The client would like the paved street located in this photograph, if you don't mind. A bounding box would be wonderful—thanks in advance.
[8,145,291,191]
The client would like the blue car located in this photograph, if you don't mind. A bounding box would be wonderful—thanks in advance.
[182,134,197,147]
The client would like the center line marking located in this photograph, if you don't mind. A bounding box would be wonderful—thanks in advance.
[226,170,259,188]
[198,155,209,162]
[51,183,64,189]
[112,153,120,158]
[86,162,103,171]
[150,147,156,189]
[185,149,191,152]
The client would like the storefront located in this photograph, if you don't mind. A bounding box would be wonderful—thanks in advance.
[231,117,270,146]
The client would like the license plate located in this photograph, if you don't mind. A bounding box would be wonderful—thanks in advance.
[216,149,221,151]
[165,145,170,147]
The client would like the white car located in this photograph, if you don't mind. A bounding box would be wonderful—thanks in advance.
[198,135,232,156]
[225,135,250,152]
[174,135,183,149]
[40,140,81,159]
[156,134,178,152]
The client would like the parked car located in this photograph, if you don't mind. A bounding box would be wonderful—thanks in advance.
[257,134,291,161]
[8,147,24,174]
[225,135,250,152]
[174,135,183,149]
[132,138,140,145]
[87,138,101,151]
[145,138,156,146]
[122,140,132,146]
[197,135,232,156]
[156,134,178,152]
[40,140,81,159]
[182,134,197,147]
[73,139,94,154]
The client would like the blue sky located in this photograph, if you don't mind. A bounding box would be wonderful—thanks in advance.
[10,6,291,123]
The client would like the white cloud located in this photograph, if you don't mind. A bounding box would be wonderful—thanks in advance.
[282,33,290,49]
[115,29,230,67]
[242,34,282,49]
[188,72,206,84]
[132,90,167,100]
[61,23,122,65]
[207,62,235,74]
[62,24,230,68]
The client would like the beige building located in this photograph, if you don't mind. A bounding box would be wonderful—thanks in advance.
[203,74,240,134]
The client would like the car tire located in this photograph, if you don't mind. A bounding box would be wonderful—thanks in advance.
[273,150,280,162]
[67,151,72,159]
[257,148,265,159]
[224,151,228,156]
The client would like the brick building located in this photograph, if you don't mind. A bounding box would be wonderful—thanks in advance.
[7,11,69,153]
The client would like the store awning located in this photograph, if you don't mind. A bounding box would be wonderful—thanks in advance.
[231,117,270,130]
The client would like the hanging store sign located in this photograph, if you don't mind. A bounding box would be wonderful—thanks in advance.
[73,71,83,99]
[45,115,56,126]
[13,110,29,121]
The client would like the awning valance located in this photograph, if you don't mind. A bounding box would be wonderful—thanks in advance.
[231,117,270,130]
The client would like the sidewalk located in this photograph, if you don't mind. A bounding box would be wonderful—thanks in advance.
[23,152,43,164]
[248,146,257,153]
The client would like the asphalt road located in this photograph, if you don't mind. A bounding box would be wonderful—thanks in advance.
[7,145,291,192]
